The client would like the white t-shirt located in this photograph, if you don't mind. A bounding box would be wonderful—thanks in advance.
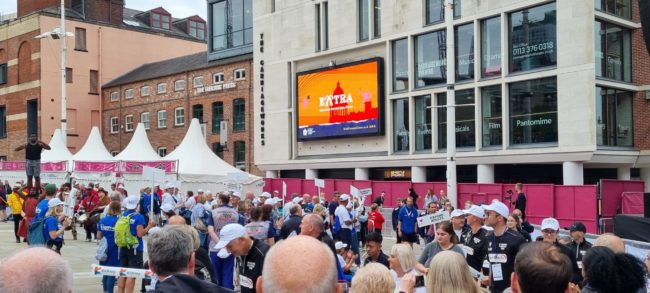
[335,205,352,229]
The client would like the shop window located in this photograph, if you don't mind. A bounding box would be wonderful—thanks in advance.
[508,3,556,73]
[509,77,557,145]
[392,38,408,92]
[438,89,475,149]
[393,98,409,152]
[596,86,633,147]
[481,16,501,77]
[481,85,502,147]
[415,95,432,151]
[595,20,631,82]
[456,23,474,81]
[415,30,446,88]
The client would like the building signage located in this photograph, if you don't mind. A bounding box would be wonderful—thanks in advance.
[296,58,384,140]
[384,169,411,179]
[195,82,236,94]
[259,33,266,146]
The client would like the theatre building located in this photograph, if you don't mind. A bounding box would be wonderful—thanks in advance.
[253,0,650,187]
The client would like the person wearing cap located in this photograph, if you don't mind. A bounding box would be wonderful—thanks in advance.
[7,183,26,243]
[207,192,241,290]
[397,196,418,246]
[160,202,176,225]
[231,191,242,208]
[334,194,356,248]
[43,198,71,254]
[460,205,489,273]
[279,201,303,240]
[450,209,469,240]
[482,200,525,293]
[540,217,582,284]
[564,221,592,269]
[214,223,269,293]
[162,183,182,214]
[118,195,155,293]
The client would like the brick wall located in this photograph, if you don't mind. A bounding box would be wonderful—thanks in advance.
[18,0,69,17]
[102,58,262,176]
[632,0,650,149]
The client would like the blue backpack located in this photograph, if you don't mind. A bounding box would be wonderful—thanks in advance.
[332,215,342,234]
[28,217,49,246]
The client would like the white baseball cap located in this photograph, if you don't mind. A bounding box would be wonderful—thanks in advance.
[161,203,174,213]
[292,197,303,204]
[260,192,272,198]
[214,224,247,251]
[339,194,350,201]
[450,209,465,218]
[463,205,485,219]
[335,241,347,250]
[265,198,279,205]
[541,218,560,231]
[232,191,242,199]
[197,189,204,193]
[124,195,140,210]
[47,198,65,208]
[481,201,509,218]
[165,183,174,189]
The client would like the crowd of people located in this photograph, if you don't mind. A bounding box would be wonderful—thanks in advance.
[0,182,648,293]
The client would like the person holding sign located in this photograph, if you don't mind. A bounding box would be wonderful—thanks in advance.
[14,133,50,190]
[397,197,418,246]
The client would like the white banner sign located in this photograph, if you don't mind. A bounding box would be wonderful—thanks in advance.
[417,210,450,227]
[314,178,325,188]
[92,264,153,279]
[358,188,372,197]
[350,186,359,197]
[142,166,164,183]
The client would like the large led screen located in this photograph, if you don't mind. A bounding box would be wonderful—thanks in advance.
[297,58,383,141]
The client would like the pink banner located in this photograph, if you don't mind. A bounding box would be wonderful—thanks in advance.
[74,161,119,172]
[0,161,26,171]
[40,161,67,172]
[621,192,644,214]
[122,161,177,173]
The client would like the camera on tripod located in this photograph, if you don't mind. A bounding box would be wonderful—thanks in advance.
[504,189,513,202]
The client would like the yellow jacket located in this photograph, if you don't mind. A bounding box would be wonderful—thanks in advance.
[7,192,24,215]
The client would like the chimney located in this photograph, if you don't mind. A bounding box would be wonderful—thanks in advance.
[18,0,71,18]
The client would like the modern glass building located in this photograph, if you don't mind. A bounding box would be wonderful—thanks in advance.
[253,0,650,186]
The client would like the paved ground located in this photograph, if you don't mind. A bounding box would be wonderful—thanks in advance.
[0,219,423,292]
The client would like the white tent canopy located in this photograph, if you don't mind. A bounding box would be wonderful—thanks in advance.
[72,126,114,161]
[114,123,161,161]
[41,129,73,163]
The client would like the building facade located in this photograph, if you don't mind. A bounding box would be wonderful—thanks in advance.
[101,52,261,176]
[0,0,206,158]
[253,0,650,188]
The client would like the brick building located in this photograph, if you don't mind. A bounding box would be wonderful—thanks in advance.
[101,52,261,176]
[0,0,207,159]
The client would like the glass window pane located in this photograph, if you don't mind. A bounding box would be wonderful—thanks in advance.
[232,31,244,47]
[596,0,631,19]
[234,99,245,131]
[393,99,409,152]
[212,2,226,36]
[595,20,631,82]
[615,90,633,146]
[392,39,408,92]
[232,0,244,32]
[596,87,633,147]
[244,0,253,30]
[509,77,557,145]
[438,89,475,149]
[415,30,446,88]
[213,35,226,51]
[455,23,474,81]
[415,95,432,151]
[481,17,501,77]
[509,3,557,73]
[212,102,223,133]
[481,86,502,147]
[358,0,369,41]
[373,0,381,38]
[426,0,444,24]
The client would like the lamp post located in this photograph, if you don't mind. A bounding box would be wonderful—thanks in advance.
[445,0,457,207]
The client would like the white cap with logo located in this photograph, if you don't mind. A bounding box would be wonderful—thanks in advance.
[462,205,486,219]
[214,224,247,251]
[541,218,560,231]
[450,209,465,218]
[124,195,140,210]
[481,201,509,218]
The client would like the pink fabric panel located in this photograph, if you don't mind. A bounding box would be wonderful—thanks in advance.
[621,192,645,214]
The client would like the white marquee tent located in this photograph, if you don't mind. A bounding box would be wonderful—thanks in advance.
[71,126,117,187]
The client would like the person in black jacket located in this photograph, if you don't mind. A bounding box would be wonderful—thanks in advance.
[564,221,592,268]
[513,183,526,220]
[279,204,302,239]
[147,225,232,293]
[540,218,582,285]
[391,198,404,243]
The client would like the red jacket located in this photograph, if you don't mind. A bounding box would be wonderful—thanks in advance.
[367,210,384,231]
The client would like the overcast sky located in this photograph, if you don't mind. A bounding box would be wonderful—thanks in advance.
[0,0,207,19]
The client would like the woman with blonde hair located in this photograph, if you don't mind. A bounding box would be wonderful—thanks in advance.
[389,243,426,293]
[426,250,484,293]
[351,263,394,293]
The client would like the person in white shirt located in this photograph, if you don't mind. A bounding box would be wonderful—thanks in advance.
[334,194,355,248]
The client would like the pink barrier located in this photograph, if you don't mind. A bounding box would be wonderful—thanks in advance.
[599,179,645,217]
[621,192,645,214]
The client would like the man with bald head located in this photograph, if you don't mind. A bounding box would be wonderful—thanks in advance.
[257,235,340,293]
[0,247,73,292]
[168,215,187,226]
[593,233,626,253]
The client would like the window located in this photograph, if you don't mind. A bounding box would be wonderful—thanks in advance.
[234,141,246,170]
[323,1,329,50]
[213,73,225,84]
[0,106,6,138]
[509,3,557,73]
[425,0,460,24]
[393,98,409,152]
[157,83,167,94]
[315,3,321,51]
[141,112,150,129]
[89,70,98,94]
[174,80,186,91]
[415,95,432,151]
[234,69,246,81]
[358,0,369,41]
[481,85,502,147]
[125,89,134,99]
[392,39,408,92]
[373,0,381,38]
[157,110,167,128]
[189,21,206,40]
[0,64,6,84]
[192,104,204,123]
[509,77,557,145]
[110,91,118,101]
[75,27,86,51]
[233,98,245,131]
[66,68,73,83]
[596,86,633,147]
[595,0,631,19]
[456,23,474,81]
[481,17,501,77]
[125,115,134,132]
[211,0,253,51]
[140,86,151,97]
[595,20,631,82]
[193,76,204,88]
[212,142,224,158]
[438,89,475,149]
[212,102,224,133]
[175,107,185,126]
[415,30,446,88]
[152,13,171,30]
[158,147,167,157]
[110,117,119,134]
